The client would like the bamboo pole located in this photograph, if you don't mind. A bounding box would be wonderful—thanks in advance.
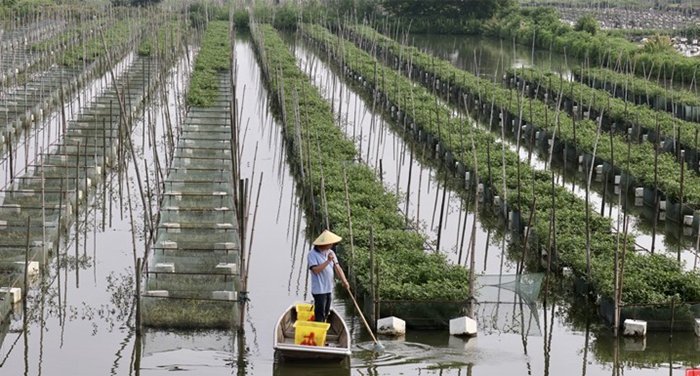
[369,225,375,328]
[23,217,30,301]
[135,257,141,336]
[585,110,604,282]
[342,163,357,293]
[75,141,80,287]
[463,95,479,318]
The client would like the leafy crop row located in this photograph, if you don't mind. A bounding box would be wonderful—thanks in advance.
[576,66,700,111]
[60,18,143,68]
[306,23,700,306]
[138,20,184,58]
[511,66,700,149]
[30,16,111,52]
[186,20,231,107]
[508,67,700,204]
[250,22,471,301]
[348,24,700,206]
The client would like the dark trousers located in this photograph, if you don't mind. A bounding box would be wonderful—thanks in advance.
[312,293,331,322]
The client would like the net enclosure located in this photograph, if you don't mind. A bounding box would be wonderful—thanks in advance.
[142,74,241,329]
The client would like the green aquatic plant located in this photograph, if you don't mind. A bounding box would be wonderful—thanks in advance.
[250,22,471,303]
[186,20,231,107]
[310,22,700,307]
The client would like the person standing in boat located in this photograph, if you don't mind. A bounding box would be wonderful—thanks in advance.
[308,229,350,322]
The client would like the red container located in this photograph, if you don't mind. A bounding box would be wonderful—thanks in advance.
[686,369,700,376]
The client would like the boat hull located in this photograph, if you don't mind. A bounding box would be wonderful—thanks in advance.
[273,305,351,362]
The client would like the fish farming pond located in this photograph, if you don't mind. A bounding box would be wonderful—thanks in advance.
[1,11,700,376]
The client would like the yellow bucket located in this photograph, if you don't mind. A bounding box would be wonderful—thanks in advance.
[293,321,330,346]
[295,303,315,322]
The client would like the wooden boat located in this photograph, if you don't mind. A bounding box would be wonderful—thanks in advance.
[273,304,351,361]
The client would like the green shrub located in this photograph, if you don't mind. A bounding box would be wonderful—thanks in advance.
[233,8,249,30]
[574,14,599,35]
[273,4,298,30]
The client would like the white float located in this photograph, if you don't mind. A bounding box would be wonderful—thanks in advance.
[623,319,647,337]
[147,290,169,297]
[212,291,237,301]
[377,316,406,336]
[0,287,22,303]
[215,263,237,275]
[154,263,175,273]
[449,316,477,337]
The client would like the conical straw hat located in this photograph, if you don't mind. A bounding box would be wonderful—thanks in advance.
[313,230,342,246]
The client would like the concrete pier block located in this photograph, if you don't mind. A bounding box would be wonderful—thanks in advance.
[578,155,584,164]
[212,291,237,301]
[595,165,603,174]
[659,200,666,211]
[623,319,647,337]
[614,175,621,185]
[0,287,21,303]
[634,187,644,198]
[449,316,477,337]
[215,263,237,274]
[377,316,406,336]
[147,290,169,297]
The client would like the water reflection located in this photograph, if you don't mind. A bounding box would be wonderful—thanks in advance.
[406,34,572,79]
[102,34,700,376]
[274,361,351,376]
